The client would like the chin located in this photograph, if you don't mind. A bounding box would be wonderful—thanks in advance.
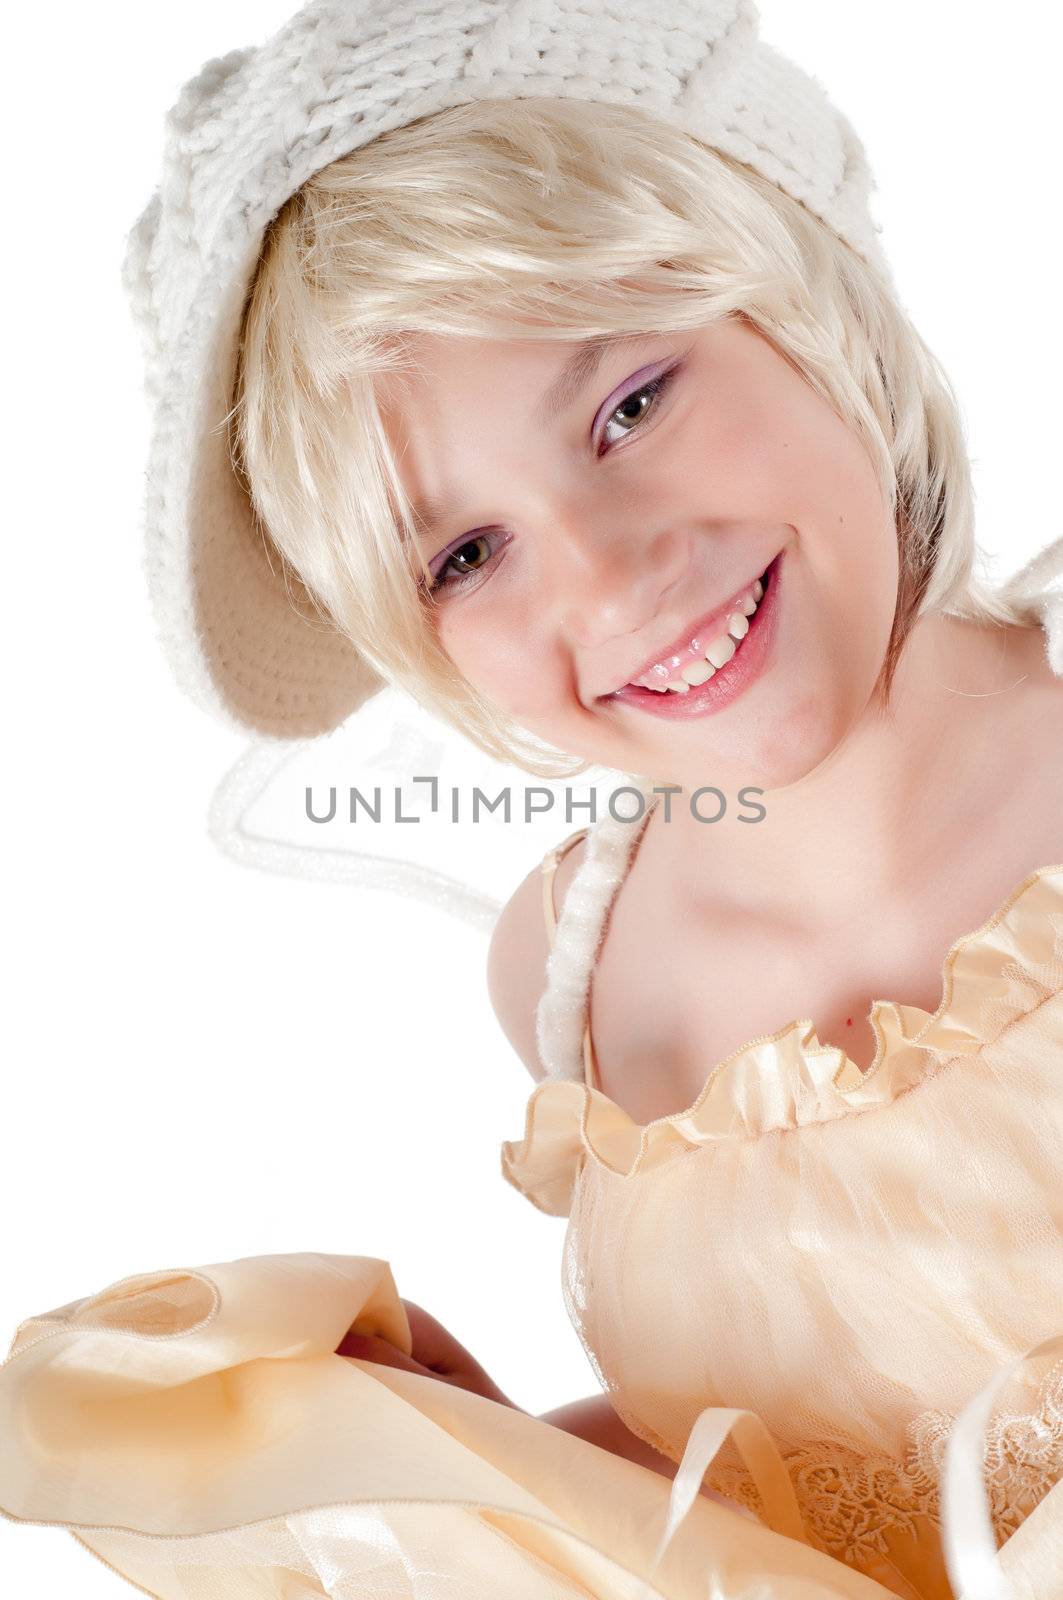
[671,705,844,797]
[758,721,850,792]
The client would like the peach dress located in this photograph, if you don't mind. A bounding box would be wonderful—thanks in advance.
[3,586,1063,1598]
[501,804,1063,1600]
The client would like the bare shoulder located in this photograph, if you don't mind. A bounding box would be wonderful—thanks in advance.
[486,833,588,1082]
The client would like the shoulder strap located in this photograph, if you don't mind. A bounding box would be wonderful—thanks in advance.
[540,827,592,951]
[535,799,657,1084]
[540,826,598,1088]
[996,531,1063,675]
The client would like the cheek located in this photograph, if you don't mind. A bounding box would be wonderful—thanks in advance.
[743,394,899,668]
[436,606,566,720]
[803,447,899,671]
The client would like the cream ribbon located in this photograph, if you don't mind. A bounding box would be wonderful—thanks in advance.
[647,1334,1063,1596]
[942,1331,1063,1600]
[646,1403,807,1577]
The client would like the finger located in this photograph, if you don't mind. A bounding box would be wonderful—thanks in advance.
[401,1299,476,1375]
[400,1301,516,1407]
[335,1329,433,1376]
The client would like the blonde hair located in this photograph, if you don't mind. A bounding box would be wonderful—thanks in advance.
[230,95,1037,780]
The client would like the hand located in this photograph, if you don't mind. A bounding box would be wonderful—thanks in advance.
[336,1298,521,1411]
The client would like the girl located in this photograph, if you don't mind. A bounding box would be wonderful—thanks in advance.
[3,3,1062,1598]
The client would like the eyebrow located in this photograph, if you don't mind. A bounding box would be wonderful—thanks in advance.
[533,332,617,426]
[410,332,640,538]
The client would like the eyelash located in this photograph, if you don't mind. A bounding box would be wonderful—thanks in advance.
[427,363,682,596]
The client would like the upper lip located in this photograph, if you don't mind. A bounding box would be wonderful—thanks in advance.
[597,562,772,698]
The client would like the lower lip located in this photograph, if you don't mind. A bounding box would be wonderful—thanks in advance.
[601,550,784,719]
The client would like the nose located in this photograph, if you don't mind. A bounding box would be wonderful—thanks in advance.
[542,512,690,651]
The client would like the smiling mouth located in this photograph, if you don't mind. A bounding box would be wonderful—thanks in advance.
[600,560,776,698]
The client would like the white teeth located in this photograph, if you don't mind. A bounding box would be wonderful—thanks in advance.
[705,633,737,669]
[627,569,769,693]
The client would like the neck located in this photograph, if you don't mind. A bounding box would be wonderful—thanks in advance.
[640,614,1054,929]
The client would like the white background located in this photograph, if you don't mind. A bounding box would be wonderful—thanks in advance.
[3,1,1060,1589]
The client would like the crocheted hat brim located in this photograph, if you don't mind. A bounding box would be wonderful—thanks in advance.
[124,0,891,739]
[147,230,384,738]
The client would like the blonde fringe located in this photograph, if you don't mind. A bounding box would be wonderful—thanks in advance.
[229,96,1042,780]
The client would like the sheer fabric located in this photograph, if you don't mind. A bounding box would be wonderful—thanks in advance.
[502,753,1063,1600]
[0,1253,897,1598]
[3,543,1063,1598]
[504,857,1063,1598]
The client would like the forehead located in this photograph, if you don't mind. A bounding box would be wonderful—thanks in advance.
[377,330,660,524]
[381,313,759,406]
[377,316,775,535]
[382,329,653,408]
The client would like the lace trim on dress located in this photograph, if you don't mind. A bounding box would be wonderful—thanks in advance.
[699,1359,1063,1567]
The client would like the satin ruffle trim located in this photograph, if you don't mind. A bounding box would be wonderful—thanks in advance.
[501,864,1063,1216]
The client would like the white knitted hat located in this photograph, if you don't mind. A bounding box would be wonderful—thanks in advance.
[121,0,894,741]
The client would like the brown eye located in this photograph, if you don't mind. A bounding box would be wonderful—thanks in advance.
[449,536,492,575]
[599,363,682,452]
[429,531,503,595]
[614,390,653,429]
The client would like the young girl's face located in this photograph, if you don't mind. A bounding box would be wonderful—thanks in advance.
[382,312,898,791]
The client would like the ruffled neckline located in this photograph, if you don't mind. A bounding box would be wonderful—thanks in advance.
[501,860,1063,1216]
